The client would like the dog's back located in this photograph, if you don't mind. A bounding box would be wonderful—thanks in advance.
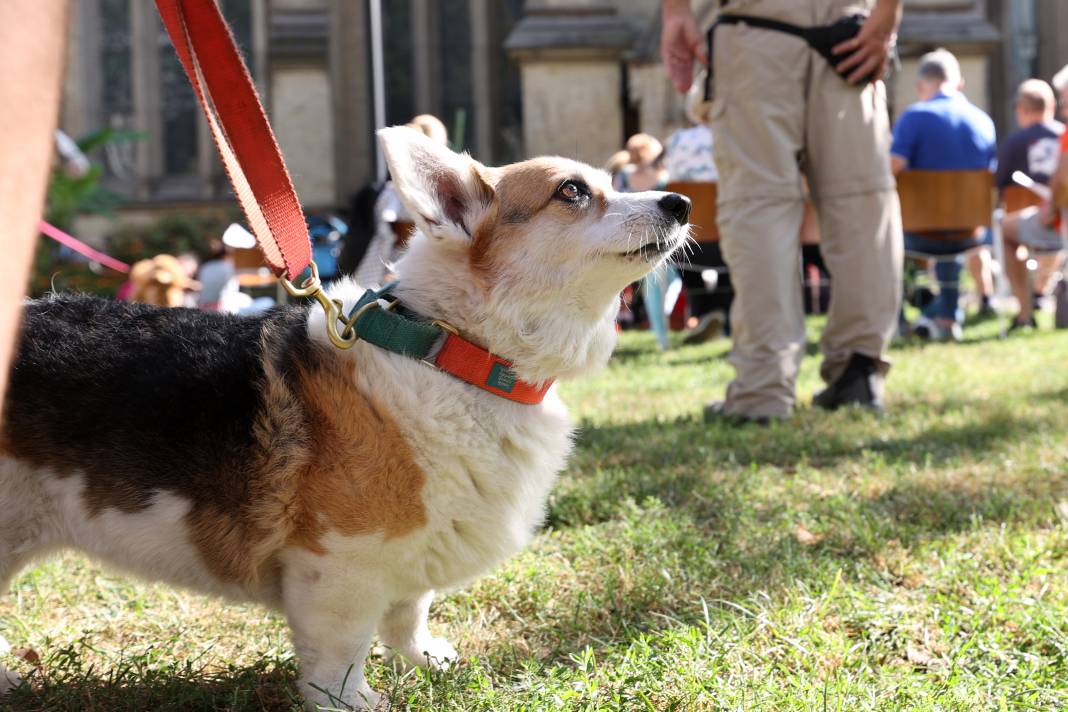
[0,296,318,598]
[4,295,305,496]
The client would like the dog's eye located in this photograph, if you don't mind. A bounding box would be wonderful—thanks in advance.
[556,180,587,202]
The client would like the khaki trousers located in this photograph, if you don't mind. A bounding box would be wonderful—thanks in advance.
[709,0,903,418]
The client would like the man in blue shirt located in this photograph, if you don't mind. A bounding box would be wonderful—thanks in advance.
[891,48,997,341]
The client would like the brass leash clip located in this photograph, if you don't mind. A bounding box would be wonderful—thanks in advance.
[281,260,356,350]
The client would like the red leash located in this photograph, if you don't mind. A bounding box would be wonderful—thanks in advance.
[155,0,310,282]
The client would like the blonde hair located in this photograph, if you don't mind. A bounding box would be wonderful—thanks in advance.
[604,150,631,175]
[1016,79,1055,115]
[625,133,663,166]
[405,114,448,146]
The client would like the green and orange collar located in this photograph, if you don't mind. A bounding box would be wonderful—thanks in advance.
[344,284,552,405]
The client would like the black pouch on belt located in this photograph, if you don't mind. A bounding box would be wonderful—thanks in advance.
[704,13,877,102]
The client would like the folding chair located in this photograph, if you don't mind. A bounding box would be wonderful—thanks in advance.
[896,169,1000,334]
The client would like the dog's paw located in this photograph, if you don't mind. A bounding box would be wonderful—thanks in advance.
[402,636,458,671]
[302,683,382,711]
[301,678,384,712]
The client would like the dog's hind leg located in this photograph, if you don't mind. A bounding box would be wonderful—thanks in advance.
[377,590,457,671]
[0,459,61,696]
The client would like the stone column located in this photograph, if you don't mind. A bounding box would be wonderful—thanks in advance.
[268,0,336,207]
[411,0,441,116]
[505,3,633,165]
[469,0,495,162]
[1035,0,1068,82]
[130,0,163,200]
[61,0,102,139]
[331,0,375,199]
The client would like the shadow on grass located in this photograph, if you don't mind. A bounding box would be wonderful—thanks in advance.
[554,403,1061,537]
[568,396,1048,475]
[505,396,1068,666]
[1,649,301,712]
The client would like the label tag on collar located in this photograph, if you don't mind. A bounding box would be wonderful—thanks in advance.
[486,362,518,393]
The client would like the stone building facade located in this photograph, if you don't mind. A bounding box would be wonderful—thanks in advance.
[61,0,523,239]
[58,0,1068,238]
[508,0,1068,166]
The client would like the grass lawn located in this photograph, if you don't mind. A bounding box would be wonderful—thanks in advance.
[3,315,1068,711]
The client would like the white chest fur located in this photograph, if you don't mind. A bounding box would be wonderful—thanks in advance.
[342,343,573,592]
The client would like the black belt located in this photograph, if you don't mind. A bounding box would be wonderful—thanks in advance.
[704,12,877,102]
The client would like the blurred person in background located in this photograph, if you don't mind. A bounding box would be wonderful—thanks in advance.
[356,114,449,287]
[890,48,996,342]
[618,133,678,350]
[604,149,632,187]
[998,77,1067,330]
[664,78,731,344]
[616,133,669,193]
[661,0,903,423]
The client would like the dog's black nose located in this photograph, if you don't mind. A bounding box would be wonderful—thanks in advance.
[659,193,690,225]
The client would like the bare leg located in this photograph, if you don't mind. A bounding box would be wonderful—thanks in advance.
[1035,252,1067,295]
[377,591,457,670]
[966,247,994,307]
[1001,213,1033,324]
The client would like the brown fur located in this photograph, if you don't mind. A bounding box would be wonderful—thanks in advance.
[3,300,427,591]
[186,342,429,583]
[286,348,429,555]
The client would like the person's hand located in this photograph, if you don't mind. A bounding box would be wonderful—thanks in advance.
[832,0,902,85]
[661,0,707,94]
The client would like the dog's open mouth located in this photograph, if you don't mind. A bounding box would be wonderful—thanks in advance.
[620,240,679,260]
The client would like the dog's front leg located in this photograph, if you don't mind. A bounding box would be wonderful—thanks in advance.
[284,563,385,711]
[378,590,457,670]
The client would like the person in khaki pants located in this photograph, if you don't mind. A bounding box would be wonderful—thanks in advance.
[661,0,904,423]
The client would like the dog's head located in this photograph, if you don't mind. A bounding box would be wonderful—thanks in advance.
[376,127,690,382]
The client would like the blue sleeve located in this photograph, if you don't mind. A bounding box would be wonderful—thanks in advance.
[890,111,919,166]
[986,118,998,171]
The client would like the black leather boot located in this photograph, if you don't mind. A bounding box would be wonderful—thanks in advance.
[812,353,885,412]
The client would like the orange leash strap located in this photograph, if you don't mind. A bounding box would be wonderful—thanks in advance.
[156,0,310,281]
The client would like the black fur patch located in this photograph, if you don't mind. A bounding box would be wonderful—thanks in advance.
[1,295,312,513]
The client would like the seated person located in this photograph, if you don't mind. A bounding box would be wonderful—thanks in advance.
[617,133,668,192]
[999,77,1067,330]
[890,48,996,342]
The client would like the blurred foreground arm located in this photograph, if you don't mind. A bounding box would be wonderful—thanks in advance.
[661,0,708,94]
[0,0,69,416]
[833,0,903,85]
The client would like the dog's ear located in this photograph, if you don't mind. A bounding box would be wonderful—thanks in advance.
[377,126,494,245]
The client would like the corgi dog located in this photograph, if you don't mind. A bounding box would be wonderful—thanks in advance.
[0,127,690,710]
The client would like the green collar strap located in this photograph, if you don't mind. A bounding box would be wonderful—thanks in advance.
[341,284,553,405]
